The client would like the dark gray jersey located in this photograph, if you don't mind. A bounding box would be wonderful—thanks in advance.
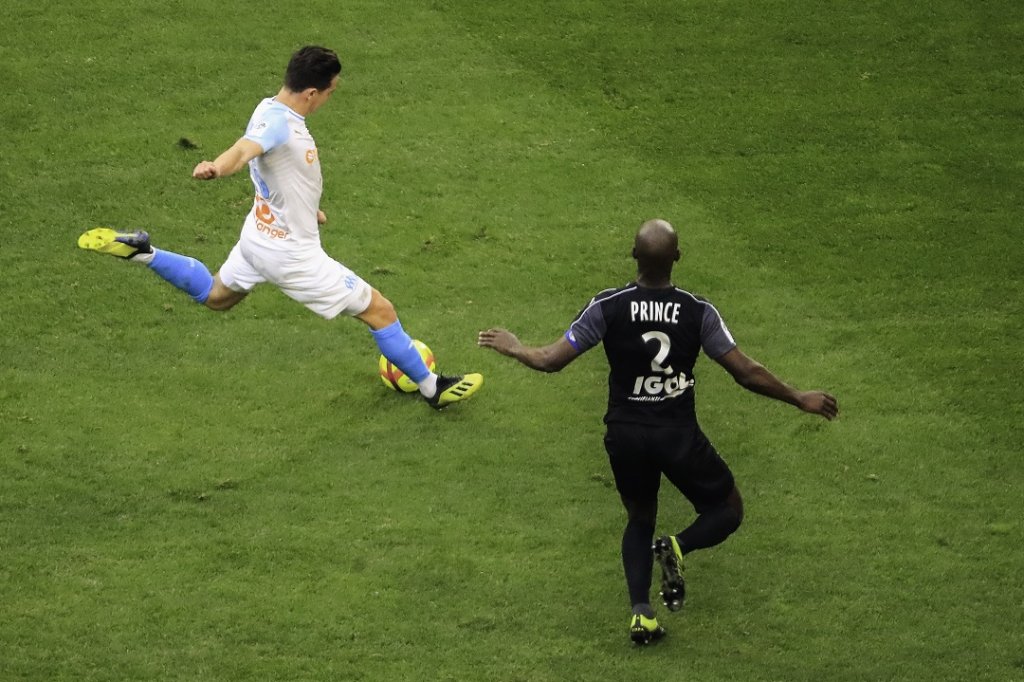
[565,283,736,426]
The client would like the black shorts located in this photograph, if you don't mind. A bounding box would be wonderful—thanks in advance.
[603,421,735,512]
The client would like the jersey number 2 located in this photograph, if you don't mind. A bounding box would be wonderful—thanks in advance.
[642,331,673,374]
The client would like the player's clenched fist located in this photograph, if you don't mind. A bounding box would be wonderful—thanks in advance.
[192,161,219,180]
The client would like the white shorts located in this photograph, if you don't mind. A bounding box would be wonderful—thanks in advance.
[218,239,373,320]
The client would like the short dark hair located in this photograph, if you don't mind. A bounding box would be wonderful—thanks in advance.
[284,46,342,92]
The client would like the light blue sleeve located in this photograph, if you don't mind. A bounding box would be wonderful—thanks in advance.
[243,108,290,153]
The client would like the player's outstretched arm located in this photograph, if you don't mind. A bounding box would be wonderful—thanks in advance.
[192,138,265,180]
[714,347,839,420]
[478,328,578,373]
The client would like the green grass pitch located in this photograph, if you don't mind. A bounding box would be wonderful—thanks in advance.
[1,1,1022,680]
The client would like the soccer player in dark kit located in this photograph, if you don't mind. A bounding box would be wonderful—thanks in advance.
[478,218,838,645]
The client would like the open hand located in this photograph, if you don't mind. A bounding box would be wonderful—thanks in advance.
[797,391,839,420]
[478,328,522,357]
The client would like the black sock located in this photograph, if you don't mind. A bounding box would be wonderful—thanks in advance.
[676,504,741,554]
[622,518,656,606]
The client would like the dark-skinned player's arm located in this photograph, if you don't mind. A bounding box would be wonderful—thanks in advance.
[478,328,578,373]
[714,347,839,420]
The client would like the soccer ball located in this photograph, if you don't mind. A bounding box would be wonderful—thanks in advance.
[379,339,436,392]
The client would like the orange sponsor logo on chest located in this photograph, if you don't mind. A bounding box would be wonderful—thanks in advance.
[254,197,288,239]
[305,148,318,165]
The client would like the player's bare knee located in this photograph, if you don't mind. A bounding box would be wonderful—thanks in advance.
[357,289,399,329]
[374,295,397,321]
[203,289,244,312]
[202,277,245,311]
[204,298,231,312]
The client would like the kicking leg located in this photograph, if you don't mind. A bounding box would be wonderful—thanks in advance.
[356,288,482,409]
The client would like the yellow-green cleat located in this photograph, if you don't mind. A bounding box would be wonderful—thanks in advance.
[653,535,686,611]
[629,613,666,645]
[78,227,152,259]
[426,373,483,410]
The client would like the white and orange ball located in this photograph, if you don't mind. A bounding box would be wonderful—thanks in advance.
[378,340,436,392]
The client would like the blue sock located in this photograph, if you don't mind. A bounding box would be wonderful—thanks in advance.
[370,320,430,383]
[149,249,214,303]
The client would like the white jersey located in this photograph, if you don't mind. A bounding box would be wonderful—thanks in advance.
[239,98,323,252]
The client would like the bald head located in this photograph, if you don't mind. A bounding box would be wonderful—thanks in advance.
[632,219,680,284]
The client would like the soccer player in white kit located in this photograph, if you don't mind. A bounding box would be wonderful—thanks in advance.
[78,46,482,409]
